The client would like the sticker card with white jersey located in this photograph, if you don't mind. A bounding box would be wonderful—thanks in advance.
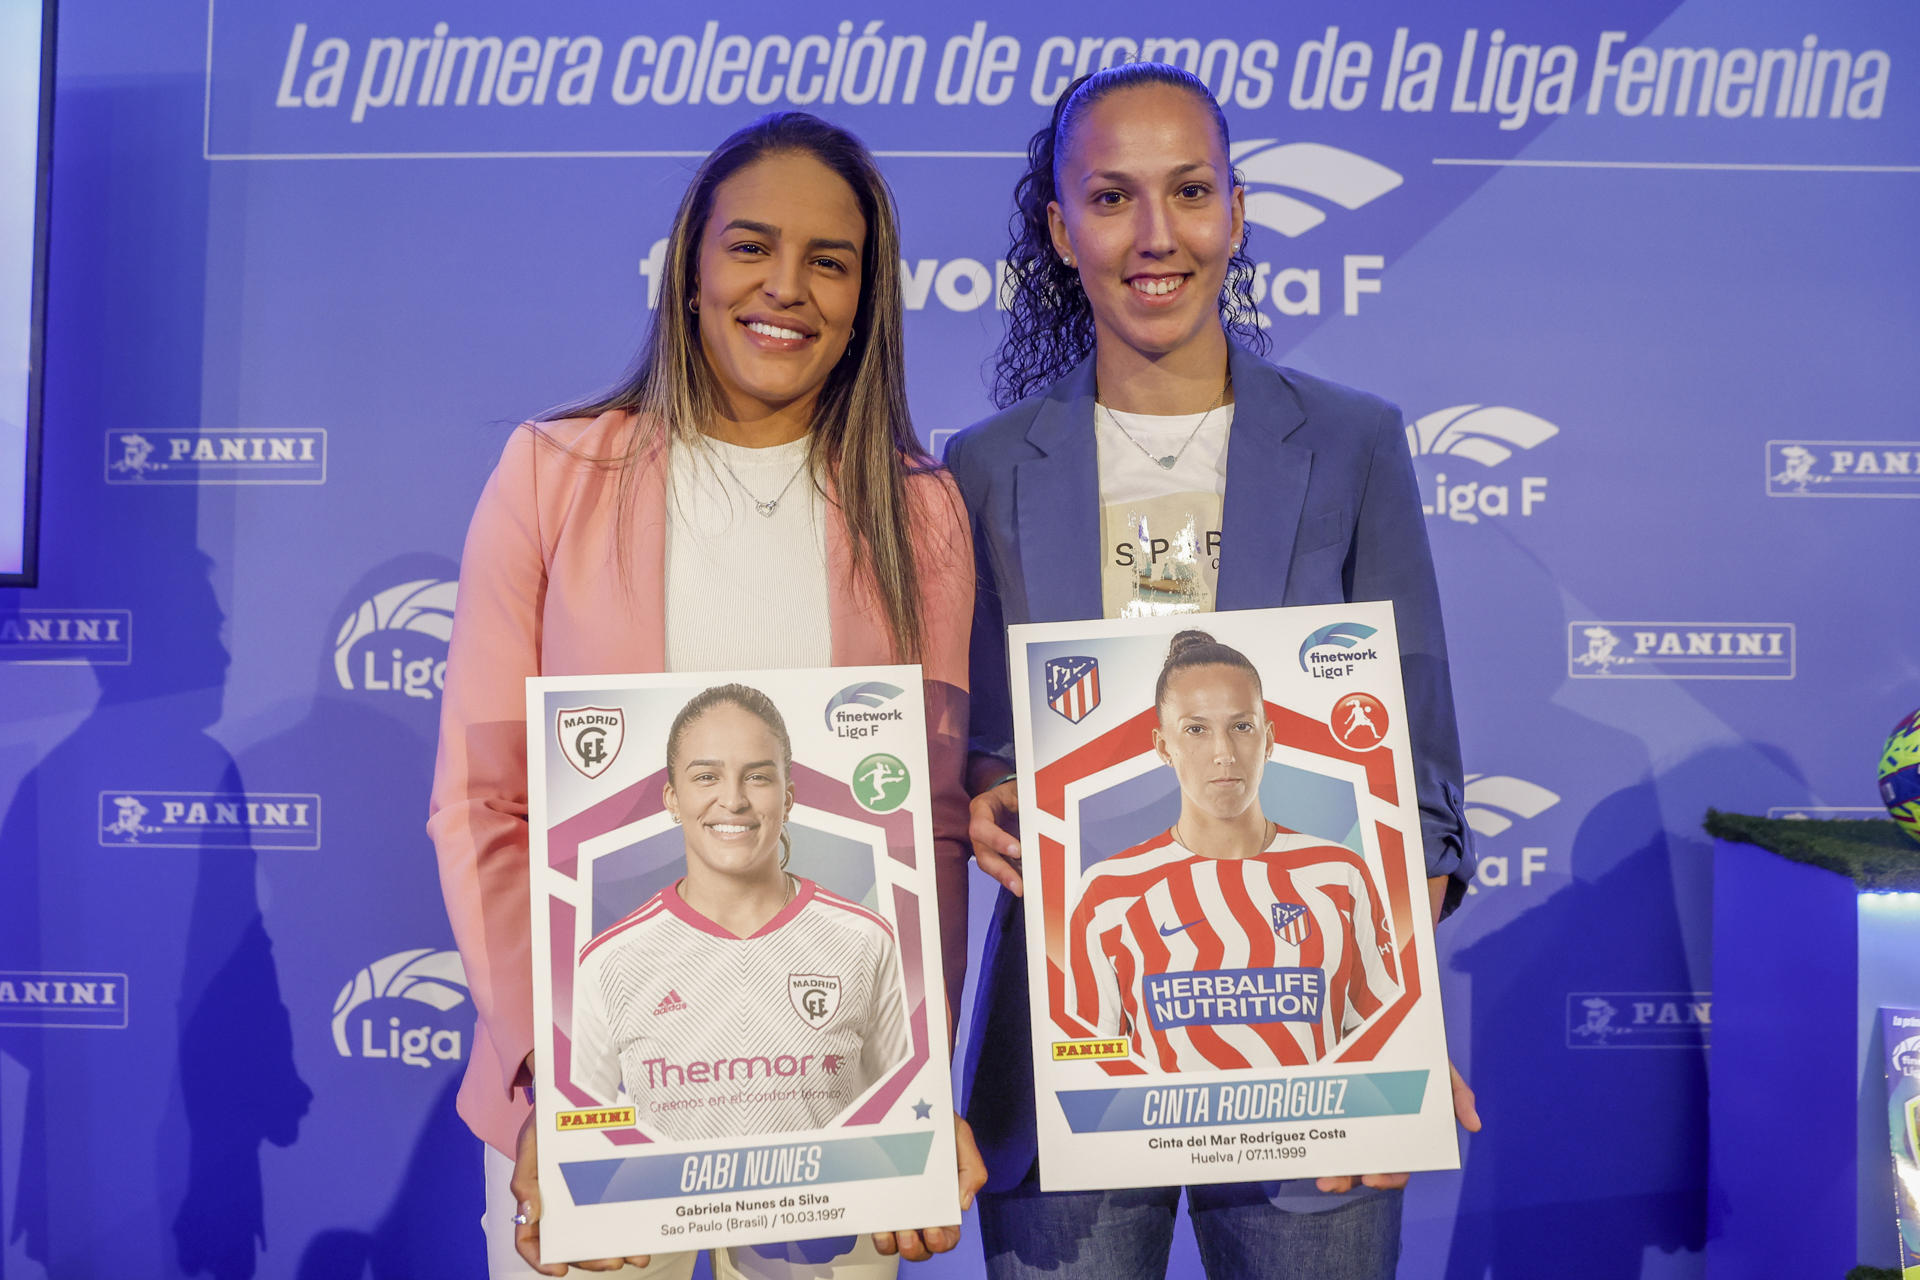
[527,666,957,1264]
[1009,603,1459,1190]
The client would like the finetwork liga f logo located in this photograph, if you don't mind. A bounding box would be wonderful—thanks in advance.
[333,579,457,701]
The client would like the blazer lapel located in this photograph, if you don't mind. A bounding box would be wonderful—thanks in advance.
[825,471,892,666]
[1216,345,1312,611]
[1015,357,1104,624]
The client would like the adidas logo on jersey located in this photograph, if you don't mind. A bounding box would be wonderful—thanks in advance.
[653,989,688,1016]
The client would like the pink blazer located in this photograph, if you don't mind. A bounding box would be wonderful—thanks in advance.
[427,411,974,1155]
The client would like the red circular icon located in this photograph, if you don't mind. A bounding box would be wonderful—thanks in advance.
[1330,692,1389,751]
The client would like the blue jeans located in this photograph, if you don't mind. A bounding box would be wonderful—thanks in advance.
[977,1171,1403,1280]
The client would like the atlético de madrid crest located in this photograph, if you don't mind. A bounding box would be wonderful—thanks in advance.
[556,706,624,779]
[1046,656,1101,724]
[789,973,842,1029]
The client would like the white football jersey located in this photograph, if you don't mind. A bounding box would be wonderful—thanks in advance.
[571,877,910,1141]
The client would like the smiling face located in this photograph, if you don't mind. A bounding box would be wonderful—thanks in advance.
[664,702,794,882]
[693,150,867,438]
[1153,663,1274,825]
[1048,83,1244,370]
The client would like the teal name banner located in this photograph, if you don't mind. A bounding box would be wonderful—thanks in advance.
[562,1131,934,1206]
[1058,1070,1428,1133]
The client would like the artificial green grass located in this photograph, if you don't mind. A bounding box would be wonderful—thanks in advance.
[1706,809,1920,893]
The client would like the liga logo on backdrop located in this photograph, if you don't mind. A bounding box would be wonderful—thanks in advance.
[1461,773,1560,897]
[104,430,327,484]
[0,609,133,665]
[0,971,129,1030]
[643,138,1398,351]
[1766,441,1920,498]
[1406,405,1557,524]
[1567,992,1710,1049]
[333,579,456,701]
[333,948,470,1068]
[1568,622,1794,679]
[98,791,321,850]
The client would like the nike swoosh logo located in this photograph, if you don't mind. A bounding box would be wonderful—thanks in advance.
[1158,920,1202,937]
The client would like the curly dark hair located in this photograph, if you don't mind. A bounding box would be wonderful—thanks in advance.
[991,63,1269,409]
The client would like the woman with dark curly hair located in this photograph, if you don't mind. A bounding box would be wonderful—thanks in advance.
[943,63,1480,1278]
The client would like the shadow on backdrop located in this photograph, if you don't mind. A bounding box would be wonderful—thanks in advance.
[1443,740,1805,1279]
[0,547,310,1279]
[240,550,481,1275]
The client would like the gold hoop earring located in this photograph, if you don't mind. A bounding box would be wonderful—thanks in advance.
[779,829,792,869]
[688,296,699,313]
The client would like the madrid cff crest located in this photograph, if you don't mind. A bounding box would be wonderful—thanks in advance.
[788,973,842,1029]
[557,706,624,780]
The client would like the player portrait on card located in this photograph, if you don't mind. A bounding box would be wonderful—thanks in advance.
[526,668,958,1264]
[1009,603,1458,1191]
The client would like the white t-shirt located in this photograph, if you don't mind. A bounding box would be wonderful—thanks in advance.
[1094,403,1234,619]
[571,877,911,1141]
[664,434,832,672]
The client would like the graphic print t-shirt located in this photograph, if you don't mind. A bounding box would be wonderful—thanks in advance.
[571,878,910,1140]
[1066,830,1399,1072]
[1095,403,1233,619]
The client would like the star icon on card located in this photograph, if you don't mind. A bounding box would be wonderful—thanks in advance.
[911,1098,933,1120]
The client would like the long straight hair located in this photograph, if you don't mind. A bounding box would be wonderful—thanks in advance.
[557,112,930,660]
[992,64,1268,408]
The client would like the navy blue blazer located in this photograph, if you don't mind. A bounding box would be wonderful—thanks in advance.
[944,343,1475,1190]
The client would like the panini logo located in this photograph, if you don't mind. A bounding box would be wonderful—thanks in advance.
[333,578,456,701]
[557,1106,637,1131]
[0,971,129,1029]
[1767,441,1920,498]
[1407,405,1557,524]
[1569,622,1794,680]
[104,429,327,484]
[98,791,321,850]
[1567,992,1710,1049]
[0,609,133,665]
[1052,1038,1130,1061]
[1767,806,1886,821]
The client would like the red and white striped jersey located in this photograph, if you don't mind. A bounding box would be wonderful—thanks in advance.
[572,877,909,1141]
[1067,830,1399,1072]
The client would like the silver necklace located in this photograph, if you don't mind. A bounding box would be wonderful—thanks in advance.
[1099,376,1231,471]
[707,439,810,517]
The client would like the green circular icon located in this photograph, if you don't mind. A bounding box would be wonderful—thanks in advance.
[852,753,911,813]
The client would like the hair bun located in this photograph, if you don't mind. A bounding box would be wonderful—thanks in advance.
[1167,629,1218,658]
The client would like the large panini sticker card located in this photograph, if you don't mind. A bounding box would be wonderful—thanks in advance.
[1009,603,1459,1191]
[526,667,958,1265]
[1881,1006,1920,1277]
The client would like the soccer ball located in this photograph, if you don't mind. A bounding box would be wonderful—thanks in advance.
[1880,708,1920,845]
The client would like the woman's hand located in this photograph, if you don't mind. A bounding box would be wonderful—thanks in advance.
[871,1112,987,1262]
[968,779,1024,896]
[1313,1061,1481,1194]
[511,1106,651,1275]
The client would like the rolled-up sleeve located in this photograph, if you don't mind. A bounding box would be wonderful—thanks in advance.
[428,426,547,1115]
